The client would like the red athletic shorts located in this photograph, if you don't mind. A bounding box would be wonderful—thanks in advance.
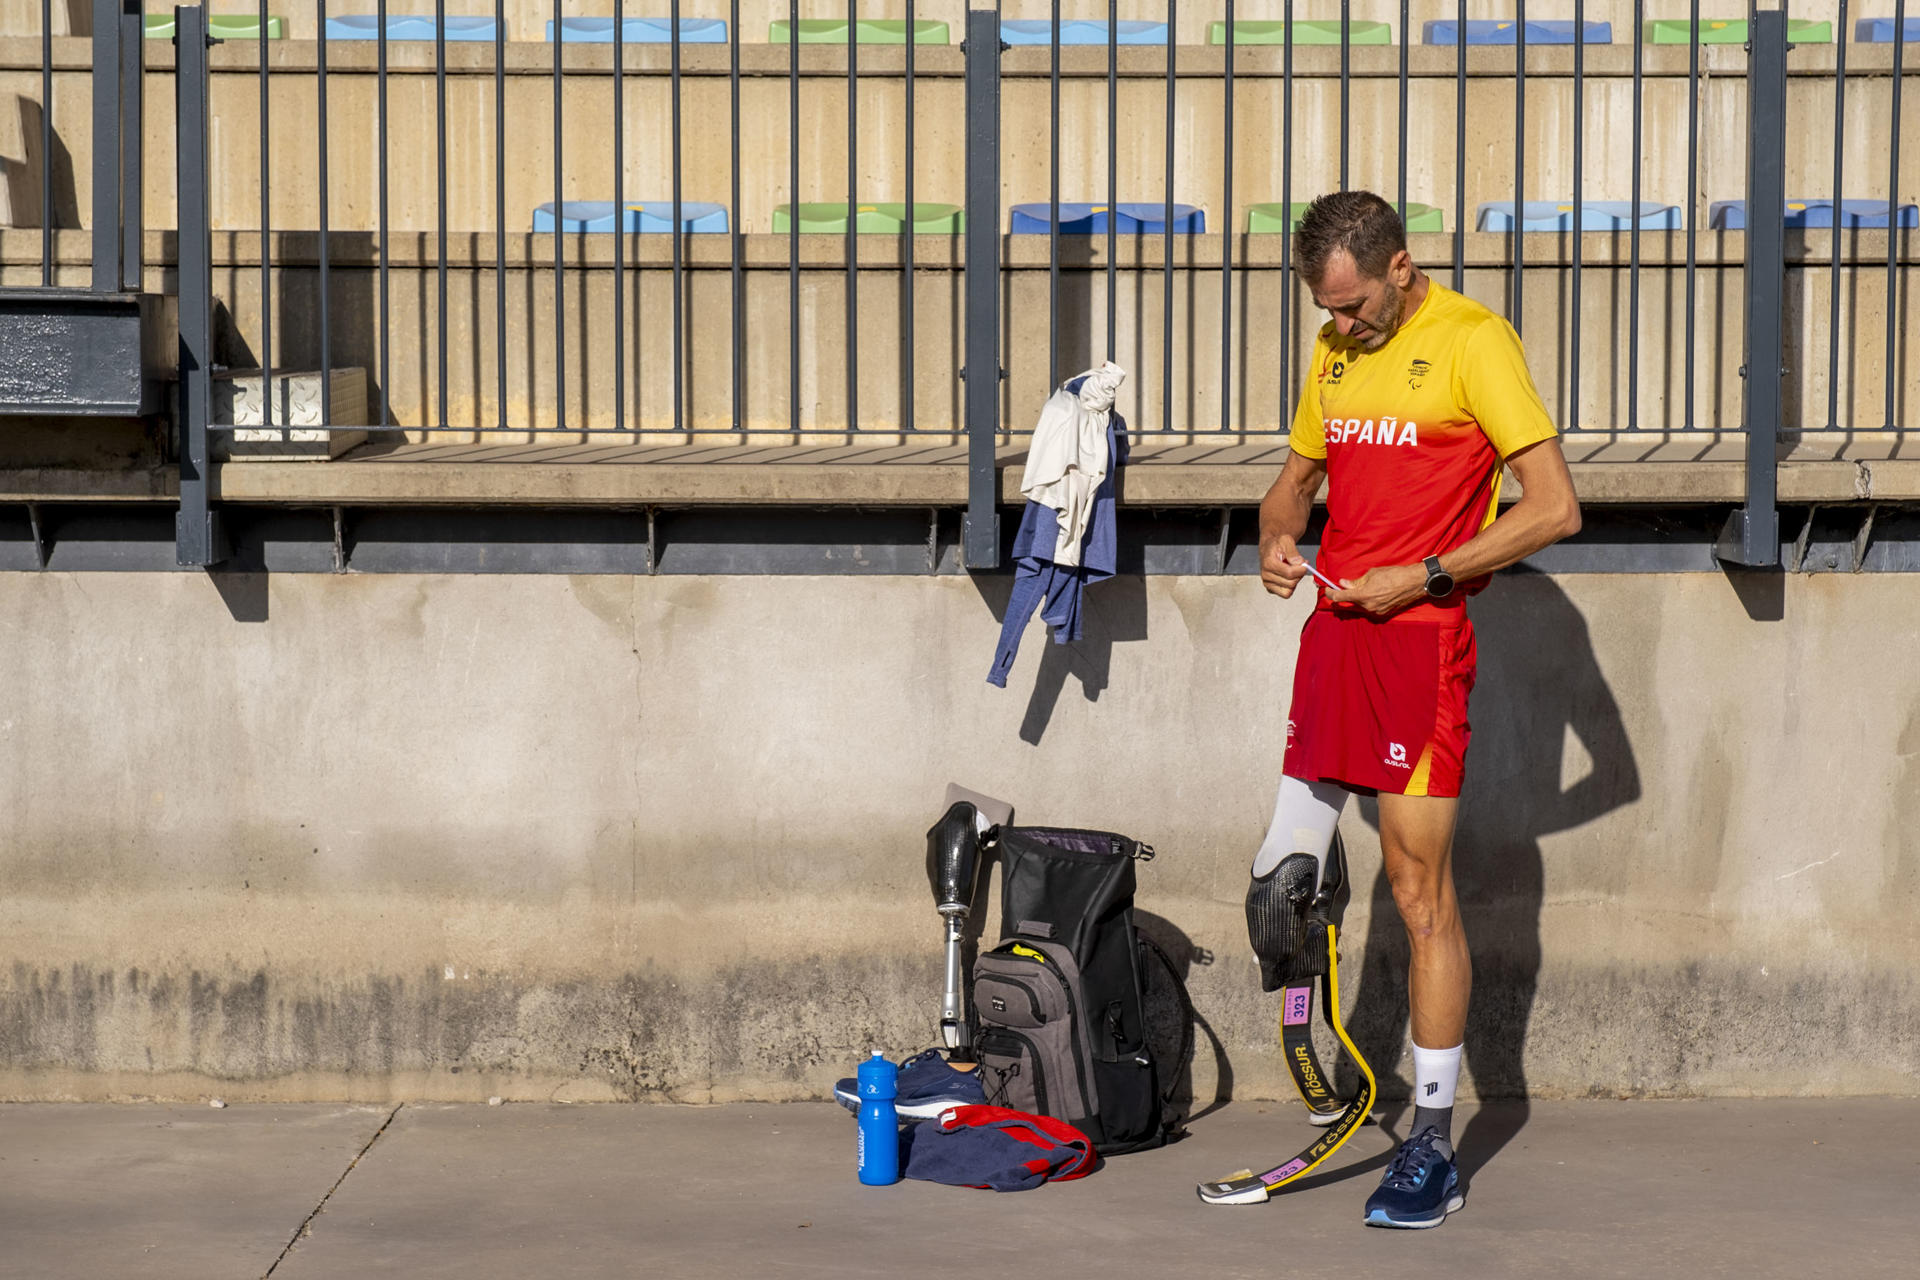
[1281,606,1478,797]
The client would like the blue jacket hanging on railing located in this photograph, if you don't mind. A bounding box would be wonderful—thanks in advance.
[987,367,1129,688]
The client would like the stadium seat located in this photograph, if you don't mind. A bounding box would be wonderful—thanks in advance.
[1642,18,1831,43]
[772,203,965,233]
[1707,199,1920,229]
[1248,201,1443,233]
[145,13,283,39]
[768,19,951,44]
[1477,201,1682,231]
[1207,20,1393,45]
[325,15,501,40]
[1422,20,1613,44]
[1009,202,1206,234]
[532,202,730,234]
[1854,17,1920,41]
[547,17,730,43]
[1001,19,1168,45]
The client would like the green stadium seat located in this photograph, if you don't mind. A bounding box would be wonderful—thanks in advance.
[1207,20,1393,46]
[768,18,951,45]
[1642,18,1831,43]
[145,13,284,39]
[772,202,964,233]
[1249,202,1443,233]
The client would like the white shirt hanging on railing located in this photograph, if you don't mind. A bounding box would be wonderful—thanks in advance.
[1021,361,1127,568]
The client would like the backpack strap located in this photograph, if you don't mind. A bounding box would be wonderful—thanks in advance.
[1137,931,1196,1138]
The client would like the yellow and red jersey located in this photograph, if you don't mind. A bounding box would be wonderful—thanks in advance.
[1288,281,1558,622]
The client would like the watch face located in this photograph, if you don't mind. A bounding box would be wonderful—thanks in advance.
[1426,573,1454,598]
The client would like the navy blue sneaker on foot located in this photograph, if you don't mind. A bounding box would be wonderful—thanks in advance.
[1363,1127,1464,1228]
[832,1049,987,1120]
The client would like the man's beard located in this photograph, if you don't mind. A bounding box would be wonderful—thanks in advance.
[1360,287,1405,350]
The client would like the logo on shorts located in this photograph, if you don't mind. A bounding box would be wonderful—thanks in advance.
[1386,742,1410,769]
[1286,719,1297,744]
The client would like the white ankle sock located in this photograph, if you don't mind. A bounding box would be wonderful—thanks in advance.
[1412,1042,1463,1111]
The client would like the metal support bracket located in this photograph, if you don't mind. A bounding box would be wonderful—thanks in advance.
[1717,9,1787,568]
[961,7,1002,570]
[25,502,47,570]
[174,5,227,567]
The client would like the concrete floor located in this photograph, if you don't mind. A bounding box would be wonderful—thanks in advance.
[0,1099,1913,1280]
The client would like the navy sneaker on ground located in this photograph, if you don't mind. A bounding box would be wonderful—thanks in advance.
[1363,1127,1465,1228]
[832,1049,988,1120]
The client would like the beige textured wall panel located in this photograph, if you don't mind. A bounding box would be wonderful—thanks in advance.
[0,571,1915,1103]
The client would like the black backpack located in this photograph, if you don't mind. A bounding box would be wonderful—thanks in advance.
[970,826,1187,1155]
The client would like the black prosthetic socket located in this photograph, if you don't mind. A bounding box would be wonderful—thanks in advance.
[926,801,985,913]
[1245,835,1350,992]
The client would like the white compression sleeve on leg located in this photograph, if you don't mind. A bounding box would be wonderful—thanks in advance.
[1412,1042,1464,1111]
[1251,776,1350,878]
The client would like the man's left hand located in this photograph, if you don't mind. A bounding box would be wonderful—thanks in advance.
[1326,564,1428,616]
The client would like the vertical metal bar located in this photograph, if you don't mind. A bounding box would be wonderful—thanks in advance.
[1281,3,1294,414]
[1452,0,1464,290]
[904,0,917,432]
[1684,0,1699,429]
[1630,0,1642,430]
[435,0,447,428]
[789,2,799,432]
[672,0,684,433]
[1162,0,1175,431]
[962,6,1001,567]
[613,0,625,435]
[1720,8,1786,566]
[320,0,333,426]
[845,7,857,430]
[1106,0,1116,360]
[1222,1,1234,431]
[259,0,273,430]
[1396,0,1407,220]
[1049,0,1060,388]
[730,0,742,431]
[39,0,51,284]
[494,0,506,429]
[119,3,143,290]
[1569,0,1583,430]
[377,2,390,429]
[175,4,224,565]
[91,0,121,292]
[1338,0,1349,189]
[553,0,565,433]
[1886,0,1907,430]
[1513,0,1526,333]
[1828,0,1848,430]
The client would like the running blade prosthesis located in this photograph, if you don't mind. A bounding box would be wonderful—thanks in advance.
[1198,837,1376,1205]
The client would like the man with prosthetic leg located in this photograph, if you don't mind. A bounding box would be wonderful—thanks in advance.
[1203,191,1582,1227]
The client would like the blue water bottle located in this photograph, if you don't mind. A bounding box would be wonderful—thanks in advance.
[856,1051,901,1185]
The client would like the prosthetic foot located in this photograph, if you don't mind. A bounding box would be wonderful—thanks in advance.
[1199,834,1375,1204]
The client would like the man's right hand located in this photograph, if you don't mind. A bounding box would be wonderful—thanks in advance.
[1260,534,1311,598]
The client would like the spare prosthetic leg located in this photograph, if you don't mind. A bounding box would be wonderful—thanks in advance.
[925,786,1013,1059]
[1198,832,1378,1205]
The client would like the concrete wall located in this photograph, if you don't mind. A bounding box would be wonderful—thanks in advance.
[2,568,1916,1104]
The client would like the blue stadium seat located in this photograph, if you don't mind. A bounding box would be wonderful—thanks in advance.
[1000,19,1169,45]
[1708,199,1920,229]
[1423,20,1613,44]
[1010,202,1205,234]
[1477,201,1680,231]
[325,15,500,40]
[533,202,730,234]
[1854,17,1920,41]
[548,17,729,43]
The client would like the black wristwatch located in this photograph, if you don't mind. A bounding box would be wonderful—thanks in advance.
[1422,555,1456,599]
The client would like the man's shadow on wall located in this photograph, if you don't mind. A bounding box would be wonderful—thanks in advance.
[1339,573,1640,1188]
